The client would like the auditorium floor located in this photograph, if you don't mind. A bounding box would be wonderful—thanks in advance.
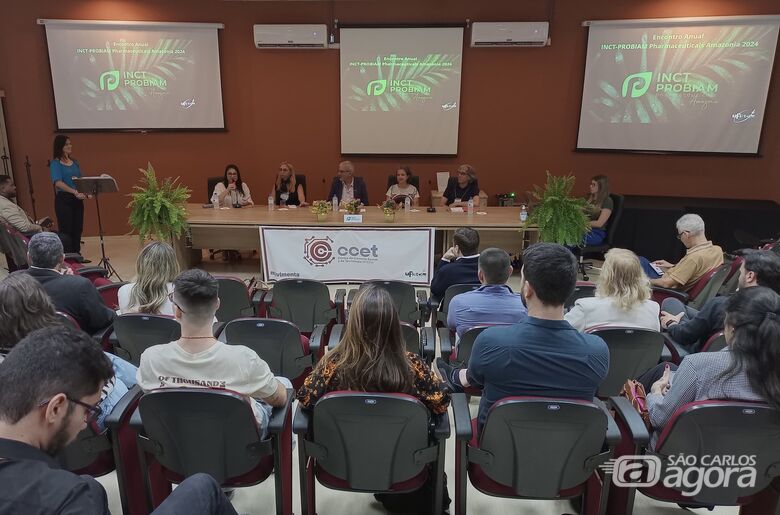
[0,236,739,514]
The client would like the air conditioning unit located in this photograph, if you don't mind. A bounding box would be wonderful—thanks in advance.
[470,22,549,47]
[253,24,328,49]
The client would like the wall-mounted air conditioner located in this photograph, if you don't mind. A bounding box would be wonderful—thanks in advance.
[470,22,550,47]
[253,24,328,49]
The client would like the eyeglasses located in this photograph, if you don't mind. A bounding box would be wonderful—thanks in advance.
[676,231,688,240]
[457,171,468,176]
[39,396,102,424]
[168,292,185,313]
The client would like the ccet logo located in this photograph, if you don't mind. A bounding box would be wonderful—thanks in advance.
[99,70,120,91]
[621,71,653,98]
[366,79,387,96]
[303,236,335,267]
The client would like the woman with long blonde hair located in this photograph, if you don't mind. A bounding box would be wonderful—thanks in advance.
[272,161,307,207]
[565,248,660,331]
[118,241,180,315]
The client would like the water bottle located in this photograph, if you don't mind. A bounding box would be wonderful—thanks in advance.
[404,196,411,212]
[211,192,219,210]
[467,198,474,215]
[332,195,339,212]
[267,195,274,211]
[520,204,528,223]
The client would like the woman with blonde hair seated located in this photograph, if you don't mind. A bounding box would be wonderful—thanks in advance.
[118,241,180,316]
[565,248,660,331]
[272,161,307,207]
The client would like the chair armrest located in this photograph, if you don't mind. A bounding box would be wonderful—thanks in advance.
[422,327,436,364]
[129,406,143,433]
[608,396,651,447]
[437,327,452,361]
[597,400,622,447]
[651,286,689,305]
[64,252,84,262]
[327,324,344,351]
[416,289,430,323]
[293,404,312,436]
[77,266,109,278]
[432,412,450,440]
[452,393,473,441]
[267,388,294,435]
[93,325,114,349]
[104,385,143,430]
[346,288,357,308]
[661,334,682,364]
[251,289,266,315]
[334,289,346,323]
[310,324,327,359]
[262,289,274,309]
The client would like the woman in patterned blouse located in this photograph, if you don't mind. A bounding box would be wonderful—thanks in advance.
[297,284,450,415]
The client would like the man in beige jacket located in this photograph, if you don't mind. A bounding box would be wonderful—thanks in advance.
[0,175,48,235]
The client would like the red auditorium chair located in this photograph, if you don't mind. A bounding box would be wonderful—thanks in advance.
[97,281,129,311]
[651,262,730,311]
[585,327,665,397]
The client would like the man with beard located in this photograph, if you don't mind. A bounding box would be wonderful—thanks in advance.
[0,175,72,250]
[0,326,238,514]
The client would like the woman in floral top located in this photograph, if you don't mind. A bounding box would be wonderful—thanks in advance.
[297,284,450,415]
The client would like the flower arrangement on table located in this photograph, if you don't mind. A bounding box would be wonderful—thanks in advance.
[344,199,362,215]
[379,199,396,221]
[310,200,331,221]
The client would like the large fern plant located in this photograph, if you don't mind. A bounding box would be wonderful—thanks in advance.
[528,172,590,246]
[127,163,190,241]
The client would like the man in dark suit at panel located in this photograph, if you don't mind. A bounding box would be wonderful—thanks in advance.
[327,160,369,205]
[23,232,115,335]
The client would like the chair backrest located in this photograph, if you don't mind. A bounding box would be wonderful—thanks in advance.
[138,388,266,484]
[452,326,490,367]
[0,222,27,270]
[655,401,780,505]
[215,276,255,322]
[400,322,421,356]
[206,176,223,202]
[687,263,731,310]
[223,318,309,378]
[361,280,419,324]
[97,281,128,310]
[295,174,307,196]
[564,282,597,311]
[113,314,181,366]
[56,426,114,475]
[587,327,664,397]
[268,279,336,333]
[386,174,421,190]
[57,311,80,329]
[312,392,432,490]
[603,193,624,246]
[718,256,743,296]
[478,397,609,497]
[701,331,727,353]
[437,283,481,324]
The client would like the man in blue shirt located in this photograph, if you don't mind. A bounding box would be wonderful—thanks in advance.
[437,243,609,431]
[447,247,526,338]
[430,227,480,301]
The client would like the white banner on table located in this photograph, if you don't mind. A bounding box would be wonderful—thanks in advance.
[260,226,435,285]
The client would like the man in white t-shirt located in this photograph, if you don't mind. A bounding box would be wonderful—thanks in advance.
[137,269,289,437]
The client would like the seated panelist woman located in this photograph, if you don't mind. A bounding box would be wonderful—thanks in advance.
[272,161,307,207]
[584,174,613,246]
[213,164,253,207]
[441,164,480,208]
[385,166,420,208]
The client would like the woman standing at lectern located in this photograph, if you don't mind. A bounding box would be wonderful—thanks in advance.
[50,135,86,256]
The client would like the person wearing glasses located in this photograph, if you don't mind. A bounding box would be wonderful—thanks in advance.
[441,164,480,209]
[327,160,369,205]
[213,164,253,208]
[0,327,239,514]
[272,161,307,207]
[637,213,723,291]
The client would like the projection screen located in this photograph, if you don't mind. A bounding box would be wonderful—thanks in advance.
[340,27,464,155]
[577,16,780,154]
[41,19,225,130]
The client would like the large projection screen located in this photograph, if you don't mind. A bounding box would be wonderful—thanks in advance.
[41,19,225,130]
[577,16,780,154]
[340,27,464,155]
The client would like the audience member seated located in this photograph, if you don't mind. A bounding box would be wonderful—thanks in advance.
[0,175,70,249]
[273,161,307,207]
[661,249,780,352]
[565,248,660,332]
[441,164,480,209]
[0,326,238,514]
[437,243,609,432]
[385,166,420,207]
[447,247,526,338]
[118,241,180,315]
[583,174,613,246]
[639,213,724,290]
[430,227,480,301]
[328,160,368,205]
[638,286,780,447]
[213,163,253,207]
[0,273,137,430]
[24,232,115,335]
[136,269,290,438]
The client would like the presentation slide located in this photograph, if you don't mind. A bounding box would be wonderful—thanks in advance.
[577,18,780,153]
[340,27,464,154]
[43,21,225,130]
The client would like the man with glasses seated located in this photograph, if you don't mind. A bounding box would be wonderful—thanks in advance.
[0,326,238,514]
[137,269,290,438]
[327,160,369,206]
[638,213,723,291]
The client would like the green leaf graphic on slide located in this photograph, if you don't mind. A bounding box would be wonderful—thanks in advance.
[77,38,193,111]
[588,25,772,123]
[346,53,461,112]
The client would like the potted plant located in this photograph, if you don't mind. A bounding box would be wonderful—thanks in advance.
[527,172,590,246]
[379,200,396,222]
[310,200,331,222]
[127,163,190,242]
[344,199,362,215]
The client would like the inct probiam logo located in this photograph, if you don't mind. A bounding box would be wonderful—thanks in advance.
[621,71,653,98]
[304,236,334,267]
[99,70,120,91]
[366,79,387,96]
